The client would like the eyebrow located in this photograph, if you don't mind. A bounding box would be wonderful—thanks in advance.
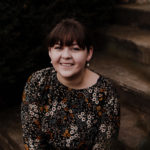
[54,42,79,46]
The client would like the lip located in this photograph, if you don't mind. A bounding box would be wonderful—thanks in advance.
[60,62,73,65]
[60,63,74,67]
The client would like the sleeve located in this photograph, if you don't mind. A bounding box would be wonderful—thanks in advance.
[92,82,120,150]
[21,73,48,150]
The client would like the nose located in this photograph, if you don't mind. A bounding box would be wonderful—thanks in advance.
[61,47,71,59]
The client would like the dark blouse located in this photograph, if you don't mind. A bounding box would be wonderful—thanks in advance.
[21,67,120,150]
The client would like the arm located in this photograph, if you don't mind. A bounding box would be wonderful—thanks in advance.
[93,83,120,150]
[21,73,48,150]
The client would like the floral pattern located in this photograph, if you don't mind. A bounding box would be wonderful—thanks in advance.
[21,67,120,150]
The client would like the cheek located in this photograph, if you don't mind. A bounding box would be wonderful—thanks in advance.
[74,54,88,64]
[50,52,60,62]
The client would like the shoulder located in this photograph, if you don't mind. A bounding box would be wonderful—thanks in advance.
[99,75,114,90]
[97,74,119,100]
[99,75,120,108]
[89,68,115,91]
[27,67,54,85]
[22,67,55,103]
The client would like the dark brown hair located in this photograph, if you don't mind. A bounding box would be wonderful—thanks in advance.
[47,18,92,51]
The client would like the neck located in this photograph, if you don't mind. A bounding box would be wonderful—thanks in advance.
[57,68,88,89]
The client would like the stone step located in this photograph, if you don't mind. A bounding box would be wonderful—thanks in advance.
[0,106,23,150]
[117,0,150,5]
[98,25,150,65]
[90,52,150,114]
[119,104,150,150]
[113,3,150,29]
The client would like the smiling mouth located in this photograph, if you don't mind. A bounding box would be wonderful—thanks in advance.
[60,63,73,67]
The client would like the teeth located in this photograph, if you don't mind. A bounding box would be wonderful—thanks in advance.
[61,63,72,66]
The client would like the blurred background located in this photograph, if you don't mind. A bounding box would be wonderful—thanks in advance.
[0,0,150,149]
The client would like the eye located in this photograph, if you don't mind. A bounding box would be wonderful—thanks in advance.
[54,45,62,50]
[72,46,80,51]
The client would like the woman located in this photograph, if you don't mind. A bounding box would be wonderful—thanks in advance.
[21,18,120,150]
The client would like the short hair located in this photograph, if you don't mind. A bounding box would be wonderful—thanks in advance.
[47,18,92,51]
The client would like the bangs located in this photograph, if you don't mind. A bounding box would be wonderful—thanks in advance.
[50,27,85,48]
[48,19,91,50]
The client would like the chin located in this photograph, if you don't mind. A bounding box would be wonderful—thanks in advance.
[56,66,84,79]
[59,71,75,78]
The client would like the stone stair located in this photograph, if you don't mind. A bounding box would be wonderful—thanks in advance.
[113,3,150,29]
[90,2,150,150]
[0,106,23,150]
[100,25,150,65]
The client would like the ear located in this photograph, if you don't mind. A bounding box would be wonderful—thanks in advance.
[86,46,93,61]
[48,47,51,58]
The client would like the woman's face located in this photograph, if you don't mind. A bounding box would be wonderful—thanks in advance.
[48,41,93,79]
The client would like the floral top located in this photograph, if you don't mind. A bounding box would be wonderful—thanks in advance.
[21,67,120,150]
